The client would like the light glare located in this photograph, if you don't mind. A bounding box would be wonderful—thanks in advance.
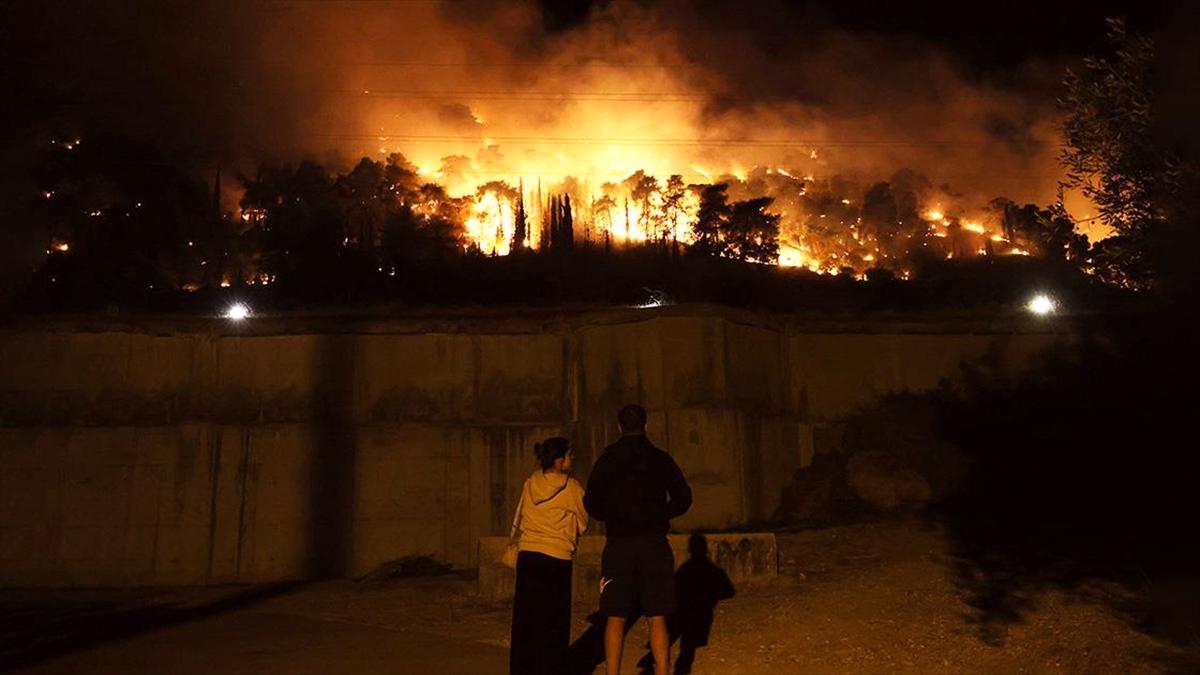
[224,303,251,321]
[1026,293,1056,316]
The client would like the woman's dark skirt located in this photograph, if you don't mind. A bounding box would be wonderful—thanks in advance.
[510,550,572,675]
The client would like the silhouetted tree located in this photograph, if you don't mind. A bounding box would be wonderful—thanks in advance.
[337,158,387,248]
[1060,18,1198,289]
[513,181,528,252]
[592,192,617,244]
[663,174,687,247]
[543,193,575,252]
[692,183,730,256]
[726,197,781,264]
[624,170,660,240]
[889,169,933,260]
[861,182,899,256]
[242,161,346,296]
[547,195,560,250]
[988,197,1089,261]
[560,194,574,251]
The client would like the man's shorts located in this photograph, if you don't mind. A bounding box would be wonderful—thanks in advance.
[598,535,676,618]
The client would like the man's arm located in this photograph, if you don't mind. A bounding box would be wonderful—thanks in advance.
[583,456,610,522]
[663,454,692,519]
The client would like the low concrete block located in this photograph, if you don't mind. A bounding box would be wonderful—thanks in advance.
[478,532,777,605]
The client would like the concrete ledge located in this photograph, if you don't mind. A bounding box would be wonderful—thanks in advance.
[478,533,777,605]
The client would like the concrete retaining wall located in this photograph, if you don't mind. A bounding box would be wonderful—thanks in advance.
[0,306,1068,586]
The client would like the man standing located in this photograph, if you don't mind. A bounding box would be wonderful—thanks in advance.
[584,404,693,675]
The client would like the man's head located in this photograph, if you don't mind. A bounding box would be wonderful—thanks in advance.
[617,404,647,435]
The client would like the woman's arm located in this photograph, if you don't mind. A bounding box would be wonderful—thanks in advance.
[570,478,589,535]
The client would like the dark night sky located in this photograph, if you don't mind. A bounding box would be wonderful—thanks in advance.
[1,0,1183,145]
[543,0,1171,68]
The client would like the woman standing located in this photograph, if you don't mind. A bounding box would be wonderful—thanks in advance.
[509,437,588,675]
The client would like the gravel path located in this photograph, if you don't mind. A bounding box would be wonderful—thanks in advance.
[4,519,1191,674]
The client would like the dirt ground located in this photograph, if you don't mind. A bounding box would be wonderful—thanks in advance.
[3,518,1193,674]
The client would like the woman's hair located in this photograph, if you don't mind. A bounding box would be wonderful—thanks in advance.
[534,436,570,470]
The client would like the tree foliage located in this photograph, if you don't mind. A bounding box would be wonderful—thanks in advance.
[687,183,781,263]
[988,196,1089,262]
[1060,18,1196,289]
[726,197,781,264]
[692,183,731,257]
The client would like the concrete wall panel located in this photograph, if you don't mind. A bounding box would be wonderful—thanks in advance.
[579,319,666,412]
[787,333,1049,420]
[361,334,477,423]
[0,311,1069,586]
[667,408,745,530]
[657,316,726,409]
[725,323,785,412]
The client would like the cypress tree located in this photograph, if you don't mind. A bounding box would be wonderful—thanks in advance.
[513,179,527,252]
[561,195,574,251]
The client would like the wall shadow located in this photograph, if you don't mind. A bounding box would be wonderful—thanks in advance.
[309,332,358,578]
[0,582,304,671]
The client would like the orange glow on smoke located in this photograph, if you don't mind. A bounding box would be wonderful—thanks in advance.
[229,2,1086,275]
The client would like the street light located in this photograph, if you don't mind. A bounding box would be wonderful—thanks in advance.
[1026,293,1056,316]
[224,302,251,321]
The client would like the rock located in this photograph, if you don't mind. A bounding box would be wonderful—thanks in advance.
[845,451,932,510]
[772,452,840,521]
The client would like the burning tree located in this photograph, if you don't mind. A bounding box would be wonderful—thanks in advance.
[987,197,1088,262]
[727,197,781,264]
[544,194,575,252]
[692,183,731,257]
[512,180,528,253]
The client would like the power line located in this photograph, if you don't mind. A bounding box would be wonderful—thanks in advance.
[308,133,1061,148]
[8,127,1064,149]
[256,0,466,4]
[343,89,704,101]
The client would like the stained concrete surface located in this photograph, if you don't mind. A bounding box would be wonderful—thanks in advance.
[0,306,1071,587]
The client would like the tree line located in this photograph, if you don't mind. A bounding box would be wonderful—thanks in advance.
[18,18,1195,310]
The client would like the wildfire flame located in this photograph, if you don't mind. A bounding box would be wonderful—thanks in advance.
[374,163,1040,275]
[229,2,1076,278]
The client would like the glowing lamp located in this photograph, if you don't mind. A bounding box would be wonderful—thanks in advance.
[1026,293,1056,316]
[224,303,251,321]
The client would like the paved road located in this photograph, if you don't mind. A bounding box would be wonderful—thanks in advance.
[4,590,508,675]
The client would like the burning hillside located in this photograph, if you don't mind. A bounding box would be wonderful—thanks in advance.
[238,151,1084,284]
[223,0,1092,279]
[19,0,1116,307]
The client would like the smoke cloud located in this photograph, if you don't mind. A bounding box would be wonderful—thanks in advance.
[13,1,1061,204]
[7,0,1088,225]
[214,1,1065,208]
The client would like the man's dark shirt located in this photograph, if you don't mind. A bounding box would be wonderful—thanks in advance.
[583,433,692,536]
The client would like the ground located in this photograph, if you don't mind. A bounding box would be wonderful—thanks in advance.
[2,519,1191,674]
